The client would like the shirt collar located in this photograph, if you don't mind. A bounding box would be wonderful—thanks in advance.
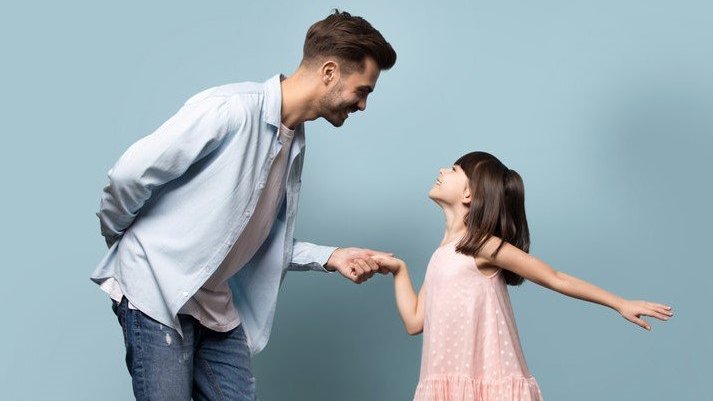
[262,74,284,128]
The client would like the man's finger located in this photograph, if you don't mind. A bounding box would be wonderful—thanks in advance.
[356,258,374,274]
[364,257,379,272]
[362,249,394,257]
[348,263,363,278]
[353,259,364,275]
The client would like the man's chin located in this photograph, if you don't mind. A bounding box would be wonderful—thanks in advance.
[326,116,346,127]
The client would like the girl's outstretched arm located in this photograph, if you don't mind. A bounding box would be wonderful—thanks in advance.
[369,255,426,335]
[481,237,674,331]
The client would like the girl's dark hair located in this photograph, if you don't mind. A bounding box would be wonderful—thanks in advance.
[302,10,397,71]
[454,151,530,286]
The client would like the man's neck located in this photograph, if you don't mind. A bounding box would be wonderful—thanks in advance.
[280,71,319,130]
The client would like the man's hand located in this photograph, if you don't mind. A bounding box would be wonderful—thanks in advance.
[326,247,393,284]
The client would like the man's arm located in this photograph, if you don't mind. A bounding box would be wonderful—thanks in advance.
[287,240,338,273]
[287,240,392,283]
[97,95,236,247]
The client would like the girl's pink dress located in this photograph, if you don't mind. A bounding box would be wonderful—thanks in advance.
[413,240,543,401]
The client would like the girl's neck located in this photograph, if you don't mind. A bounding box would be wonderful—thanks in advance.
[441,205,469,245]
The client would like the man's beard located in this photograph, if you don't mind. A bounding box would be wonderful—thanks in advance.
[319,83,352,127]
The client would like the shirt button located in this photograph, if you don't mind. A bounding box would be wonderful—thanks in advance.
[182,291,189,297]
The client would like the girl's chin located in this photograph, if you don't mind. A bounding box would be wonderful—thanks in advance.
[427,193,452,208]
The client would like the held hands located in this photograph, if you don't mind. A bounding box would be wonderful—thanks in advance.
[617,300,673,331]
[326,247,393,284]
[368,254,406,275]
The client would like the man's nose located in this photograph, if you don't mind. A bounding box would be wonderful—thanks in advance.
[357,98,367,111]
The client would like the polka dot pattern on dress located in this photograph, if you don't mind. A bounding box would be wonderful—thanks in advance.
[414,241,543,401]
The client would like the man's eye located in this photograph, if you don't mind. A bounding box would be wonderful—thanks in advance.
[452,166,456,171]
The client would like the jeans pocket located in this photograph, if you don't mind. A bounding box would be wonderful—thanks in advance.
[111,299,119,316]
[111,298,130,349]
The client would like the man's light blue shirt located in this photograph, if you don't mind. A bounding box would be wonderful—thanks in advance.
[91,74,336,355]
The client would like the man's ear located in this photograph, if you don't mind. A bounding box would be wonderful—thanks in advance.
[320,60,340,85]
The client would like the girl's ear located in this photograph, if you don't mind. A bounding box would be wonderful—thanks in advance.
[462,188,471,206]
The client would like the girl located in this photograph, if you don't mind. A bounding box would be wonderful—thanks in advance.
[364,151,673,401]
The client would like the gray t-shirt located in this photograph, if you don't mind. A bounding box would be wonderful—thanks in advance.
[178,123,296,331]
[101,122,297,329]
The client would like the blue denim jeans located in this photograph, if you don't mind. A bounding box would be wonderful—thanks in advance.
[112,298,257,401]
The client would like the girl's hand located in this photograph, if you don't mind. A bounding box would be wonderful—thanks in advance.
[618,300,673,331]
[369,255,405,275]
[327,247,393,284]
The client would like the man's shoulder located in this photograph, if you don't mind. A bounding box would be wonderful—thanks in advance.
[184,80,268,106]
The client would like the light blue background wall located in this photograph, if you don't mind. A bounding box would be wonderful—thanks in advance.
[1,1,709,400]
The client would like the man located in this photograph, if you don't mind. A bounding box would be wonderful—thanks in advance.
[91,10,396,401]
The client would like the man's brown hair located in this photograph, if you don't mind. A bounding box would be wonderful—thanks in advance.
[302,10,397,71]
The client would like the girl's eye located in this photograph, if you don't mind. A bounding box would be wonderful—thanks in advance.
[451,166,456,171]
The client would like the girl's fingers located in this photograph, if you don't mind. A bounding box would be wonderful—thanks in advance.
[640,303,673,318]
[644,309,671,321]
[630,315,651,331]
[646,301,672,311]
[371,255,398,269]
[655,305,674,316]
[650,305,673,317]
[370,255,393,266]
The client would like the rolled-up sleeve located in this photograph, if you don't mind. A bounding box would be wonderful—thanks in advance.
[287,239,338,273]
